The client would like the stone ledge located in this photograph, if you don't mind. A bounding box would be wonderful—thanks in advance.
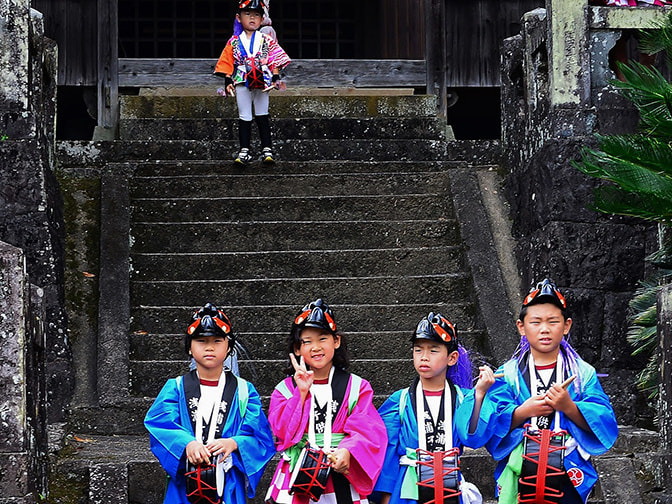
[589,5,672,29]
[612,425,660,454]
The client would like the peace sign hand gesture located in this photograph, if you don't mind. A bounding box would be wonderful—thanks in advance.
[289,353,314,399]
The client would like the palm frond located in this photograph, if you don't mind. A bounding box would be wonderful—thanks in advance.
[638,12,672,61]
[635,360,660,398]
[590,185,672,224]
[612,62,672,135]
[576,151,672,201]
[595,135,672,174]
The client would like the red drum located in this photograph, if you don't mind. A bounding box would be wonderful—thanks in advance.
[289,445,332,501]
[415,448,461,504]
[244,57,266,89]
[185,458,223,504]
[518,425,567,504]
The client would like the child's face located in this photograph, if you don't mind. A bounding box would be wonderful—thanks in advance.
[190,335,229,376]
[516,303,572,362]
[294,327,340,379]
[237,10,263,32]
[413,340,459,384]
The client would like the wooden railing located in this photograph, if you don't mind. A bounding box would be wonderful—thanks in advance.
[118,58,427,88]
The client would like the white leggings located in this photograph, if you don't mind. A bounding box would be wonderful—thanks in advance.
[235,86,269,121]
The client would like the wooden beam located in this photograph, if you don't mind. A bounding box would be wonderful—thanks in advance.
[424,0,447,118]
[97,0,118,135]
[118,58,426,88]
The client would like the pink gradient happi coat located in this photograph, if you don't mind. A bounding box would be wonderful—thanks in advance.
[265,372,387,504]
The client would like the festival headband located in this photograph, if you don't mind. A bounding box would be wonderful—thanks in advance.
[294,308,337,332]
[238,0,265,10]
[523,280,567,308]
[187,309,232,335]
[432,316,456,343]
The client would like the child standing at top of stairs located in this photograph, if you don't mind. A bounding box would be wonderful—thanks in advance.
[265,298,388,504]
[374,312,496,504]
[483,279,618,504]
[215,0,291,165]
[144,303,276,504]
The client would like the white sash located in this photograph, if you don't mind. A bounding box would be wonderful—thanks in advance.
[416,379,453,450]
[528,354,562,432]
[195,370,227,444]
[308,366,334,449]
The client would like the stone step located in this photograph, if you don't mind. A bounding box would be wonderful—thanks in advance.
[130,329,487,362]
[130,273,472,307]
[130,171,451,199]
[129,219,461,253]
[65,393,449,435]
[129,302,480,335]
[120,94,439,119]
[130,247,465,281]
[50,433,499,504]
[131,194,454,222]
[131,160,470,177]
[130,275,472,312]
[56,139,501,166]
[119,117,448,141]
[130,358,421,398]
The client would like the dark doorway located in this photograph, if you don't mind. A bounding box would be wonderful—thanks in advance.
[447,87,501,140]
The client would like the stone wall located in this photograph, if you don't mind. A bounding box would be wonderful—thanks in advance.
[0,242,48,502]
[501,7,658,426]
[0,4,71,422]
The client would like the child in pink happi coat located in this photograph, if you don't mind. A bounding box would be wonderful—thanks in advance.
[265,299,387,504]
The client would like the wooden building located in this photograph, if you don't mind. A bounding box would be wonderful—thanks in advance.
[32,0,543,137]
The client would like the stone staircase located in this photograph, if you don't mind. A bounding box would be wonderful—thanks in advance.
[49,91,655,503]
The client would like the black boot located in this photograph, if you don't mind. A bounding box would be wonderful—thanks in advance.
[235,120,253,165]
[255,115,275,163]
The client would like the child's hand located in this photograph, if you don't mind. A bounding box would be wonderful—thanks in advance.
[186,440,211,465]
[206,437,238,459]
[289,353,314,397]
[226,83,236,96]
[474,366,496,395]
[328,448,350,475]
[520,394,555,419]
[544,384,573,413]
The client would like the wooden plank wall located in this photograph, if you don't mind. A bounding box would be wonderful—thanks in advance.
[33,0,98,86]
[33,0,543,88]
[445,0,544,86]
[380,0,425,59]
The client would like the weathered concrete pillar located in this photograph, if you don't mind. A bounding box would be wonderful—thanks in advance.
[98,165,132,405]
[546,0,590,107]
[0,241,48,501]
[0,0,31,138]
[658,284,672,492]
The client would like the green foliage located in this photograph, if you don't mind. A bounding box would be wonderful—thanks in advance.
[626,269,672,399]
[572,13,672,398]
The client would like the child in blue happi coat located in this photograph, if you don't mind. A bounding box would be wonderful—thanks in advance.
[485,279,618,504]
[145,303,275,504]
[375,312,497,504]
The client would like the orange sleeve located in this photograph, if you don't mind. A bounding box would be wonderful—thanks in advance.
[214,44,234,76]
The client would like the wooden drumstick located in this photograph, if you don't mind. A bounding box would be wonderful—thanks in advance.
[561,375,576,389]
[494,373,505,379]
